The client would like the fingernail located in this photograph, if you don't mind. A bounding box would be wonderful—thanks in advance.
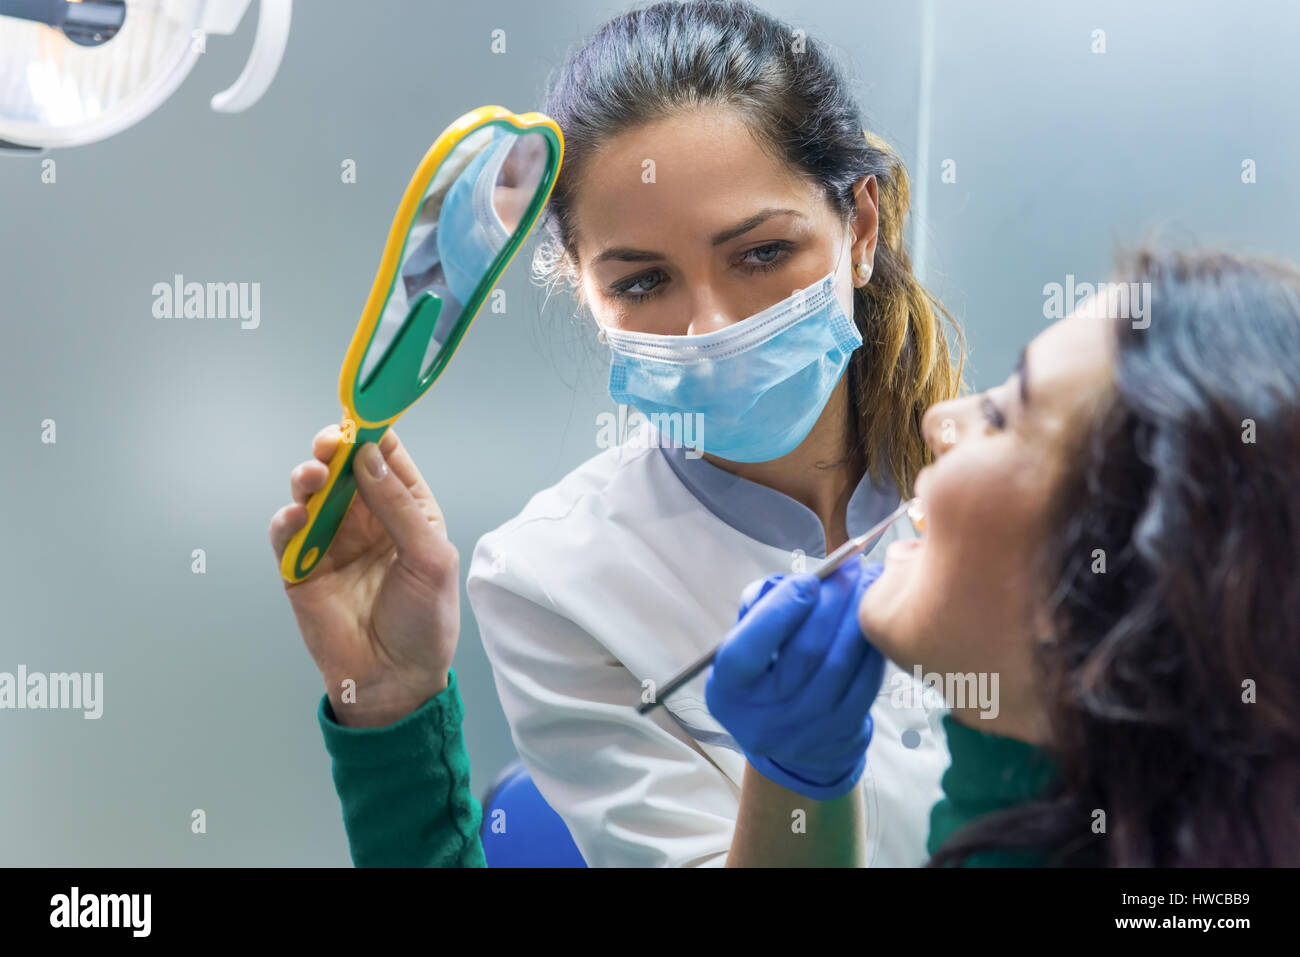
[362,443,387,479]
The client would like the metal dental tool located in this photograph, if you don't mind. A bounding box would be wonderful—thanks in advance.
[636,496,922,715]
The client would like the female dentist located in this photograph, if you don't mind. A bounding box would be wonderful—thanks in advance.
[272,0,964,867]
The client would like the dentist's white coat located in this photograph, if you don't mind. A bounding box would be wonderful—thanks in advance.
[466,425,948,867]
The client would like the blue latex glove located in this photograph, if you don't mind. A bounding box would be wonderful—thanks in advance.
[705,559,886,800]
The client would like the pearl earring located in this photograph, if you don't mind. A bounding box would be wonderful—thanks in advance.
[855,262,871,280]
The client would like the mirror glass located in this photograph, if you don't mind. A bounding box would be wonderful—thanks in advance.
[353,123,554,420]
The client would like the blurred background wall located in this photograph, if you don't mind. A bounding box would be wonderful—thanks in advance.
[1,0,1296,864]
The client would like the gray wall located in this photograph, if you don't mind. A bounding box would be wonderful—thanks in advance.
[1,0,1295,864]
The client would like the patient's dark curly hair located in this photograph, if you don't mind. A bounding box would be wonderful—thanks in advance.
[930,248,1300,867]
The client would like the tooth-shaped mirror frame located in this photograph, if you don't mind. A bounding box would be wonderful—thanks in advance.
[347,108,562,424]
[280,106,564,583]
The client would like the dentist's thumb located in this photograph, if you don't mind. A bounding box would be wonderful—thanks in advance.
[712,574,820,687]
[353,441,443,568]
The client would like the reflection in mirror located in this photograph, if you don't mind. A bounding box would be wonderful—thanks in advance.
[358,125,551,393]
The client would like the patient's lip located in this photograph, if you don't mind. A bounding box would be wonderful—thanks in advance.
[887,537,924,562]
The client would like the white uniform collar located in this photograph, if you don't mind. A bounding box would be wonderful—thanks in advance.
[656,442,903,559]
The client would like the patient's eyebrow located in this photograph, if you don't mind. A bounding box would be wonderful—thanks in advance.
[1015,346,1031,407]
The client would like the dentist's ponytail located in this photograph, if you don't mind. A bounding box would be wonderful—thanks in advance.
[848,129,965,493]
[533,0,965,494]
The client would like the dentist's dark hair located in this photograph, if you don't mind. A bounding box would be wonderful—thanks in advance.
[533,0,965,494]
[929,248,1300,867]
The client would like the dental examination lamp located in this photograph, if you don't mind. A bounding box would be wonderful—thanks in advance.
[0,0,292,151]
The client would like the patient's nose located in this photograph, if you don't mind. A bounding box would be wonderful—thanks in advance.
[921,396,974,456]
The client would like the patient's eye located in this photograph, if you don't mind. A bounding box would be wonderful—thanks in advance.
[980,395,1007,430]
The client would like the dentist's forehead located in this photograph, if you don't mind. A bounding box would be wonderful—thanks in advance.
[572,105,822,262]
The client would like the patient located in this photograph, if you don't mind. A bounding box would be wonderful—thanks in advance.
[719,246,1300,866]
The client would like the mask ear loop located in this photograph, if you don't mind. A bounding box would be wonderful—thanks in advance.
[833,220,854,286]
[829,221,866,354]
[806,222,853,313]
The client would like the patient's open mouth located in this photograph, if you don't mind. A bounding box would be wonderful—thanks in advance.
[884,497,927,563]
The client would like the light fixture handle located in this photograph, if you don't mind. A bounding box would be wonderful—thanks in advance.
[208,0,293,113]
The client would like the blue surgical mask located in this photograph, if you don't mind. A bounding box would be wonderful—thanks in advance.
[433,130,514,307]
[600,242,862,462]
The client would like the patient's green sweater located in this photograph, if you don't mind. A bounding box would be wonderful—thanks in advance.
[925,713,1059,866]
[318,669,485,868]
[318,671,1056,868]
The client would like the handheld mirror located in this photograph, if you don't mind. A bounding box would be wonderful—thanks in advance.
[280,106,563,582]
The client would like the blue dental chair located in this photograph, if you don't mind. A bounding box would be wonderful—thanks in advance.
[480,760,587,867]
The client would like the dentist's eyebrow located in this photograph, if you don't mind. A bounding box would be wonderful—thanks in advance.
[1015,346,1031,406]
[589,208,807,266]
[709,207,806,246]
[591,246,664,266]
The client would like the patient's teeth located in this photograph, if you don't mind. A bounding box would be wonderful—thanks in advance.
[906,498,927,534]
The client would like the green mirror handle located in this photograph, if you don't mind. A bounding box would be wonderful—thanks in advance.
[358,290,444,412]
[290,423,391,580]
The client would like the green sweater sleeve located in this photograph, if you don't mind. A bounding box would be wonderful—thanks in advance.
[317,668,487,868]
[926,713,1059,867]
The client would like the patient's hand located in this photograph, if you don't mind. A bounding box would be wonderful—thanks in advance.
[270,425,460,728]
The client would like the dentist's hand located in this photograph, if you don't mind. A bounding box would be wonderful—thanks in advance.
[270,425,459,729]
[706,560,886,800]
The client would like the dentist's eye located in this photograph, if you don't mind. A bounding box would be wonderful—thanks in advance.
[980,395,1007,430]
[739,240,793,274]
[610,269,668,302]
